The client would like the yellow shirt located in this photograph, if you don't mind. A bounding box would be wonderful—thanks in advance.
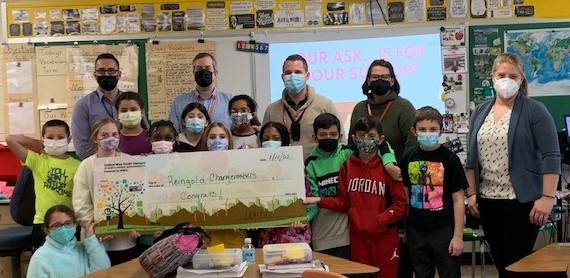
[25,150,80,224]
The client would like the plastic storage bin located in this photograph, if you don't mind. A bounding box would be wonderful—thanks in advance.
[262,242,312,266]
[192,248,243,269]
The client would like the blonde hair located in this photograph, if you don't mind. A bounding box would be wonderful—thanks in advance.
[90,117,118,146]
[491,52,528,96]
[200,123,233,150]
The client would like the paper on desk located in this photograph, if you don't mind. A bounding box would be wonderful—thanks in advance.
[258,263,328,274]
[176,262,247,277]
[8,101,35,134]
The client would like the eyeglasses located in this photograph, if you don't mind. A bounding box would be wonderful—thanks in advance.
[369,74,392,81]
[49,220,75,230]
[95,68,119,76]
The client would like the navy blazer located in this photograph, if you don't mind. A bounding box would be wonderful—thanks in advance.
[465,95,561,203]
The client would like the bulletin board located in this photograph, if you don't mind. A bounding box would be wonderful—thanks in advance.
[468,22,570,131]
[0,39,218,142]
[0,39,148,142]
[4,0,544,40]
[1,44,37,141]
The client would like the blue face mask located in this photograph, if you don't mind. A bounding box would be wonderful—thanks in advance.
[417,132,440,149]
[50,226,76,244]
[185,118,206,134]
[262,140,282,148]
[283,73,307,94]
[207,137,229,151]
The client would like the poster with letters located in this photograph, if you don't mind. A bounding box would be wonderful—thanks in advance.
[93,146,307,235]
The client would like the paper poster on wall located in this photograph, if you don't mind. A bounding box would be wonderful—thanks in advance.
[145,41,216,121]
[448,0,468,19]
[92,146,307,235]
[66,44,138,107]
[440,26,466,46]
[8,101,35,134]
[38,105,68,132]
[405,0,426,22]
[442,46,467,73]
[6,61,33,94]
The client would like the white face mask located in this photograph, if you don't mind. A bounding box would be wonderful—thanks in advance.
[493,78,520,99]
[43,139,69,156]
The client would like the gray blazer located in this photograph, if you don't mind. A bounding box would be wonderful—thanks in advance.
[465,95,561,203]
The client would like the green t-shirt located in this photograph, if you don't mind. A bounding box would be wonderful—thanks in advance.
[25,151,80,224]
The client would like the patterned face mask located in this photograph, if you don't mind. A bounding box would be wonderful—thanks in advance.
[207,137,229,151]
[98,136,120,152]
[354,138,379,154]
[231,112,253,129]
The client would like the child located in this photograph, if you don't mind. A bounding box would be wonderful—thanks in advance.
[305,113,399,260]
[305,116,407,278]
[259,122,290,148]
[400,106,467,278]
[177,102,210,152]
[6,119,80,248]
[229,95,261,149]
[115,91,151,155]
[148,120,177,154]
[199,122,244,247]
[256,121,314,246]
[27,205,110,277]
[72,117,139,265]
[136,120,178,252]
[201,122,234,151]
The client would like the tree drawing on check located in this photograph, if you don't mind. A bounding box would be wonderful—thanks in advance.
[93,147,308,236]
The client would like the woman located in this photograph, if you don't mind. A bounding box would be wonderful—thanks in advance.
[465,52,561,277]
[349,59,416,163]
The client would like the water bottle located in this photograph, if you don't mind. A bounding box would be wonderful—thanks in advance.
[241,237,256,263]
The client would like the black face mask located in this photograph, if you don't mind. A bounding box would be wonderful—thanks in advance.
[96,76,119,91]
[194,69,213,87]
[318,138,339,153]
[368,79,392,96]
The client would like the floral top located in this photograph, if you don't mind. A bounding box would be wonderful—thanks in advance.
[256,178,312,246]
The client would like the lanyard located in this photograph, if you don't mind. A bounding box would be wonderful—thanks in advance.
[367,100,394,121]
[195,92,217,116]
[282,106,306,126]
[101,96,115,119]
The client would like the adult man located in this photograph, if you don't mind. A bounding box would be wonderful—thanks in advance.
[71,53,123,160]
[168,53,233,133]
[263,54,340,159]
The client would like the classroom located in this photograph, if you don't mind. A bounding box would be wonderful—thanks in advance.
[1,0,570,277]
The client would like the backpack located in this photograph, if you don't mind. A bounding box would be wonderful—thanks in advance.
[139,223,209,278]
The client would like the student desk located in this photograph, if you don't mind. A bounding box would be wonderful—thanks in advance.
[82,249,380,278]
[506,243,570,277]
[463,229,486,278]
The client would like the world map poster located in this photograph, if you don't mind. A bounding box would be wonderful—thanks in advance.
[92,146,307,235]
[505,28,570,96]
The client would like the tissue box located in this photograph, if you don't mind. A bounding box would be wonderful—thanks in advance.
[262,242,312,266]
[192,248,242,269]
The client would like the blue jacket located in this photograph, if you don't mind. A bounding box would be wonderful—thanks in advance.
[27,235,111,278]
[465,95,561,203]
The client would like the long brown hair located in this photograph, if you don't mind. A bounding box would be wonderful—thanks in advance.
[43,205,76,231]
